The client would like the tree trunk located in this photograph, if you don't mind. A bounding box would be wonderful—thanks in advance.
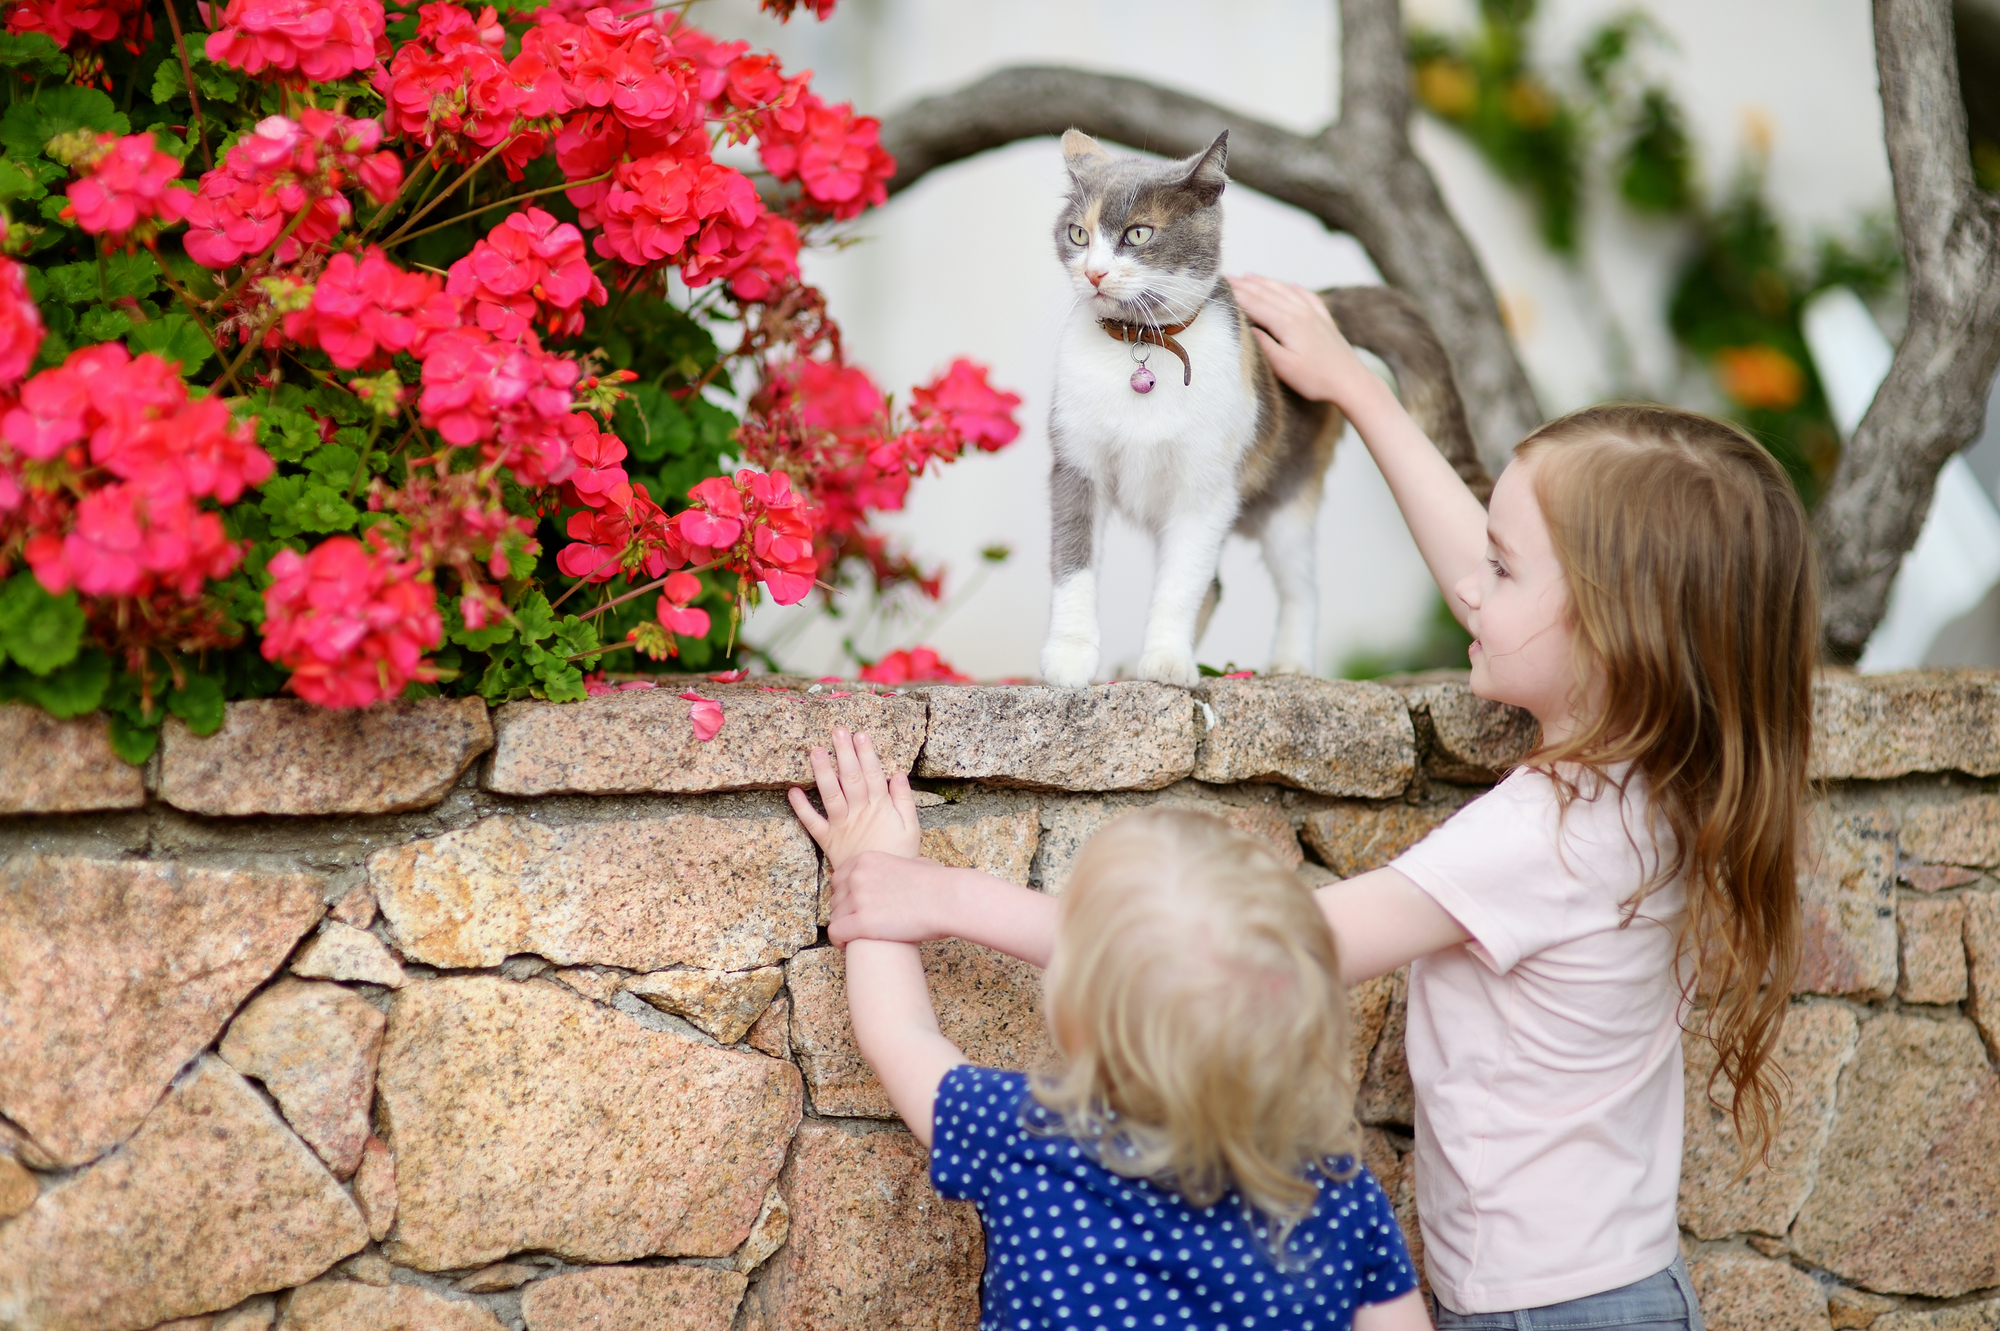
[875,0,1543,471]
[1814,0,2000,661]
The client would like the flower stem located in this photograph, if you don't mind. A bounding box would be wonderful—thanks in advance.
[359,141,443,239]
[576,557,727,623]
[160,0,211,170]
[385,169,615,248]
[381,137,514,247]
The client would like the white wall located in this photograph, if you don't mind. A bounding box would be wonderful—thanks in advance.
[705,0,1896,679]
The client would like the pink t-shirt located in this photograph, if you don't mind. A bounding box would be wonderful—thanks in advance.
[1389,766,1688,1315]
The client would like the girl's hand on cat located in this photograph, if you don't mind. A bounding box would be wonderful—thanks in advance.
[1231,274,1374,407]
[789,727,922,870]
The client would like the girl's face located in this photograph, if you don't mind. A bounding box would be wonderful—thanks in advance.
[1453,456,1589,738]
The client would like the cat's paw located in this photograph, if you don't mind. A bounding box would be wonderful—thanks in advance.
[1265,657,1311,677]
[1136,647,1200,688]
[1041,637,1100,687]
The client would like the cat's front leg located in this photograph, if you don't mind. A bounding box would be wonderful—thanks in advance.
[1041,458,1102,687]
[1137,503,1235,687]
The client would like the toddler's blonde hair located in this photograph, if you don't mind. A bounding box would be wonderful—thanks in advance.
[1032,808,1358,1252]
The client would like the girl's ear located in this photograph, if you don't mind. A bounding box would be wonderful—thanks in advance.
[1061,128,1110,171]
[1178,130,1229,206]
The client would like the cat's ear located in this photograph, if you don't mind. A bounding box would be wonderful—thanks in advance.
[1177,131,1229,206]
[1061,128,1110,170]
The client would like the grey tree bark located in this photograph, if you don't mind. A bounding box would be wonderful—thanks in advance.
[875,0,1543,473]
[1814,0,2000,661]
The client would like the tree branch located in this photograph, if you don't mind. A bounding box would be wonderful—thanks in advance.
[1813,0,2000,661]
[876,0,1542,466]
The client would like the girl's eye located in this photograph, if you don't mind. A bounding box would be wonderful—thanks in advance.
[1067,224,1089,246]
[1123,225,1154,245]
[1489,558,1508,578]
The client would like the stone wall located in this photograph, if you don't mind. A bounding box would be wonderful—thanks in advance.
[1,670,1998,1331]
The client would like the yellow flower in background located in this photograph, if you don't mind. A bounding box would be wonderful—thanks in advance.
[1714,345,1806,411]
[1415,59,1477,119]
[1503,78,1557,130]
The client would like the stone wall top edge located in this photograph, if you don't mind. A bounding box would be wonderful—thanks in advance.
[6,669,1998,817]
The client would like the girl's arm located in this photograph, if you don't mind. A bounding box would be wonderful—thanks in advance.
[1315,866,1471,985]
[1232,274,1490,626]
[828,852,1059,968]
[844,938,964,1147]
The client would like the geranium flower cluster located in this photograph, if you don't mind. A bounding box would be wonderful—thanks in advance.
[183,110,403,271]
[5,0,149,51]
[0,0,1017,716]
[445,207,606,340]
[284,246,458,368]
[260,533,442,707]
[61,133,190,247]
[733,354,1021,595]
[205,0,388,83]
[859,646,967,685]
[4,344,270,602]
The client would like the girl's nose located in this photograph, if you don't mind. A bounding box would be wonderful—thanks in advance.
[1455,574,1481,611]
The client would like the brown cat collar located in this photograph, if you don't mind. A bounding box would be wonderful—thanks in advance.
[1099,310,1197,385]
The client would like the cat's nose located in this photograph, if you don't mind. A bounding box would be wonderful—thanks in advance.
[1085,268,1108,288]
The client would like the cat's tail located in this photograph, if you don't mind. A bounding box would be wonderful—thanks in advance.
[1321,286,1493,504]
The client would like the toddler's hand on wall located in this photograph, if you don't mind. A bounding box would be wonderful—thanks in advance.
[788,726,922,870]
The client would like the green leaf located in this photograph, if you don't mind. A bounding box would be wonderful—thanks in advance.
[258,475,359,538]
[0,572,84,674]
[77,303,131,343]
[126,311,213,374]
[616,382,693,464]
[0,86,130,160]
[43,261,100,305]
[166,672,225,734]
[5,648,110,717]
[525,645,588,703]
[550,614,601,667]
[107,709,159,764]
[253,401,325,464]
[149,47,242,106]
[0,157,56,204]
[301,444,360,483]
[513,590,558,645]
[0,31,67,77]
[475,644,535,703]
[101,249,161,299]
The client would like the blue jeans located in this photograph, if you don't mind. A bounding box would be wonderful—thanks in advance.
[1432,1256,1707,1330]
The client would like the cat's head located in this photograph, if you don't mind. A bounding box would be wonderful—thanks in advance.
[1054,129,1227,326]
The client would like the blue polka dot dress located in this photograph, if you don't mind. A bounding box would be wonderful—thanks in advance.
[930,1066,1418,1331]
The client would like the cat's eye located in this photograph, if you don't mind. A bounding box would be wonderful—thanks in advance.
[1067,223,1089,246]
[1123,225,1154,245]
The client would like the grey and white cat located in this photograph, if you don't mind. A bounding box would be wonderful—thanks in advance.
[1041,128,1485,687]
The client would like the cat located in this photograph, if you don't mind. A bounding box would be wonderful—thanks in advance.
[1042,127,1488,688]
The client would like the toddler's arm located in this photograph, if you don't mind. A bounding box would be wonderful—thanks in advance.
[786,727,964,1145]
[1232,274,1490,624]
[845,938,964,1147]
[1356,1291,1433,1330]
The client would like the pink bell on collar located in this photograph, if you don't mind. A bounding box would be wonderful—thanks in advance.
[1130,364,1156,393]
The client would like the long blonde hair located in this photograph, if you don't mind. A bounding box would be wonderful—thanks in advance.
[1517,403,1813,1160]
[1033,808,1358,1254]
